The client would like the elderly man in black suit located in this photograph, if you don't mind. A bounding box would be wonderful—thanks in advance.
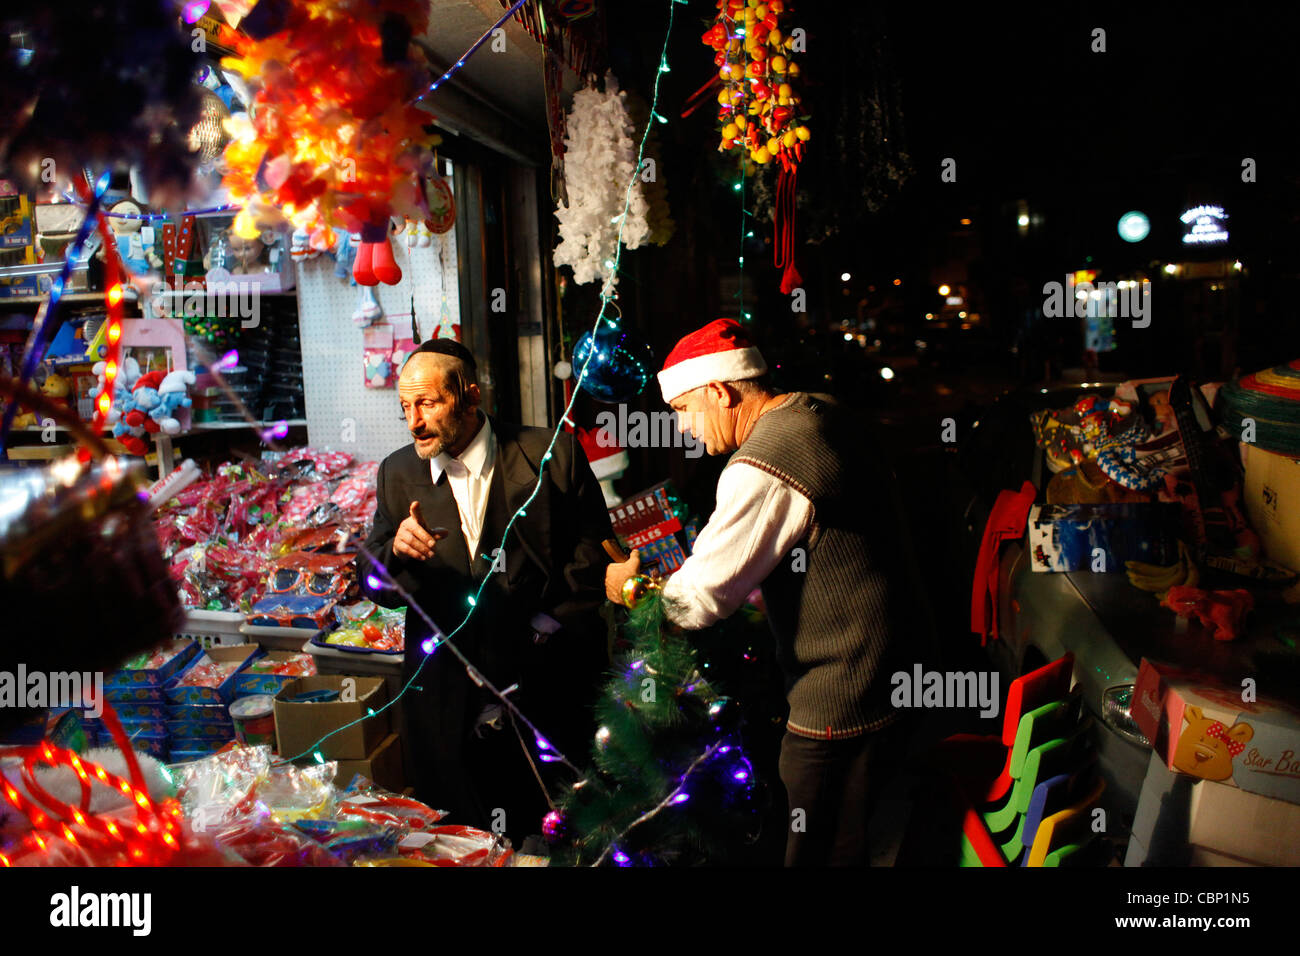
[362,339,612,842]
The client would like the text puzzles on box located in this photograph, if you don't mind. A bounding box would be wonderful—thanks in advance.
[609,482,697,574]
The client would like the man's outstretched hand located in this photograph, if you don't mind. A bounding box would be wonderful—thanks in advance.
[604,549,642,605]
[394,500,446,561]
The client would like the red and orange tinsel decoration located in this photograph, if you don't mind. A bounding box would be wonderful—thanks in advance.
[219,0,436,247]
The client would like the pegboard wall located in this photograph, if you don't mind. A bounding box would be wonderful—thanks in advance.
[296,228,461,463]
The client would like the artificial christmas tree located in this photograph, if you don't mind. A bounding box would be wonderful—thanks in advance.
[549,591,761,866]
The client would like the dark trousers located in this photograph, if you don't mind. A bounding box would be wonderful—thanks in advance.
[778,727,895,866]
[402,688,556,843]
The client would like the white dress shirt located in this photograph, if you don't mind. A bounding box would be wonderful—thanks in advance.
[660,462,813,629]
[429,413,497,561]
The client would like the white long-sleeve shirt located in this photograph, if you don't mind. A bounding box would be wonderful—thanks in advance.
[661,462,813,628]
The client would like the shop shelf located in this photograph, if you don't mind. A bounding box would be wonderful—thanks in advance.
[176,609,246,649]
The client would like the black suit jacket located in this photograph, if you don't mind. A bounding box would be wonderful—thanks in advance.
[360,418,612,824]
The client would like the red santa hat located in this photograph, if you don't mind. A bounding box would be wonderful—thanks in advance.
[657,319,767,403]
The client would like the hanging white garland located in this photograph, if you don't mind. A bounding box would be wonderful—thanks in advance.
[554,72,654,295]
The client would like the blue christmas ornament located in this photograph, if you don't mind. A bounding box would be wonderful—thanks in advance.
[572,322,653,403]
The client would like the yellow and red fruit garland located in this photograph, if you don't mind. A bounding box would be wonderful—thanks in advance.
[704,0,809,169]
[703,0,809,293]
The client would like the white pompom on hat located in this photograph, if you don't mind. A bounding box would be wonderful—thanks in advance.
[657,318,767,403]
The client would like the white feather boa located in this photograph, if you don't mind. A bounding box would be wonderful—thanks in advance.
[554,72,655,295]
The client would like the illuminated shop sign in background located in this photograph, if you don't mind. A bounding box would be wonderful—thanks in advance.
[1180,205,1229,245]
[1117,210,1150,243]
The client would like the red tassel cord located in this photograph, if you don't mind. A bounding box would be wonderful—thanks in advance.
[774,166,802,296]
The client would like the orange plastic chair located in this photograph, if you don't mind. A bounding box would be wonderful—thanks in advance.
[1024,776,1107,867]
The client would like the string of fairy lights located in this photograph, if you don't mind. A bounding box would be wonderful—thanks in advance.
[2,0,750,861]
[283,0,691,775]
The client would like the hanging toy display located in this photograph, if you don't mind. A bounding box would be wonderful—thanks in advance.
[423,169,457,235]
[400,218,433,251]
[219,0,435,245]
[351,223,403,287]
[433,233,460,341]
[703,0,810,294]
[354,286,384,328]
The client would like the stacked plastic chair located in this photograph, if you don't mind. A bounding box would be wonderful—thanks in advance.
[933,654,1108,867]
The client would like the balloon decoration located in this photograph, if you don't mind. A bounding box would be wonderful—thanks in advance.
[703,0,810,294]
[572,321,654,403]
[219,0,436,250]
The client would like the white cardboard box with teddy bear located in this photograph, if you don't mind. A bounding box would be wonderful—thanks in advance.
[1133,658,1300,807]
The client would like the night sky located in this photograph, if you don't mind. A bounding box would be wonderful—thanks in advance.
[600,4,1300,381]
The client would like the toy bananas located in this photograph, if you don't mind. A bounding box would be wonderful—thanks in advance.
[1126,541,1196,594]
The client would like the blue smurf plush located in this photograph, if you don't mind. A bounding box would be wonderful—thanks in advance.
[152,369,196,435]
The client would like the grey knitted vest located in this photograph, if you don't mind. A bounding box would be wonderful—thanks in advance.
[728,392,904,739]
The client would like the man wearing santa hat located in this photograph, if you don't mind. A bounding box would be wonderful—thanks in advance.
[605,318,915,866]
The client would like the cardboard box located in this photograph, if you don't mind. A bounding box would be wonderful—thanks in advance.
[117,719,168,737]
[1242,443,1300,573]
[333,733,404,792]
[168,740,229,762]
[1133,658,1300,806]
[1126,751,1300,866]
[1028,503,1181,572]
[164,644,261,706]
[105,686,166,705]
[166,719,236,742]
[1188,774,1300,866]
[273,676,388,760]
[107,639,201,690]
[231,651,315,698]
[103,702,168,722]
[167,704,232,723]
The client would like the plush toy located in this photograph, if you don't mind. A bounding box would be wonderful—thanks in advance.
[399,217,432,250]
[41,371,72,406]
[92,356,141,430]
[11,371,73,428]
[101,361,156,456]
[120,371,163,452]
[152,369,195,434]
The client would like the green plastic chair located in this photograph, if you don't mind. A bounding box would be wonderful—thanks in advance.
[959,718,1093,866]
[980,688,1083,836]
